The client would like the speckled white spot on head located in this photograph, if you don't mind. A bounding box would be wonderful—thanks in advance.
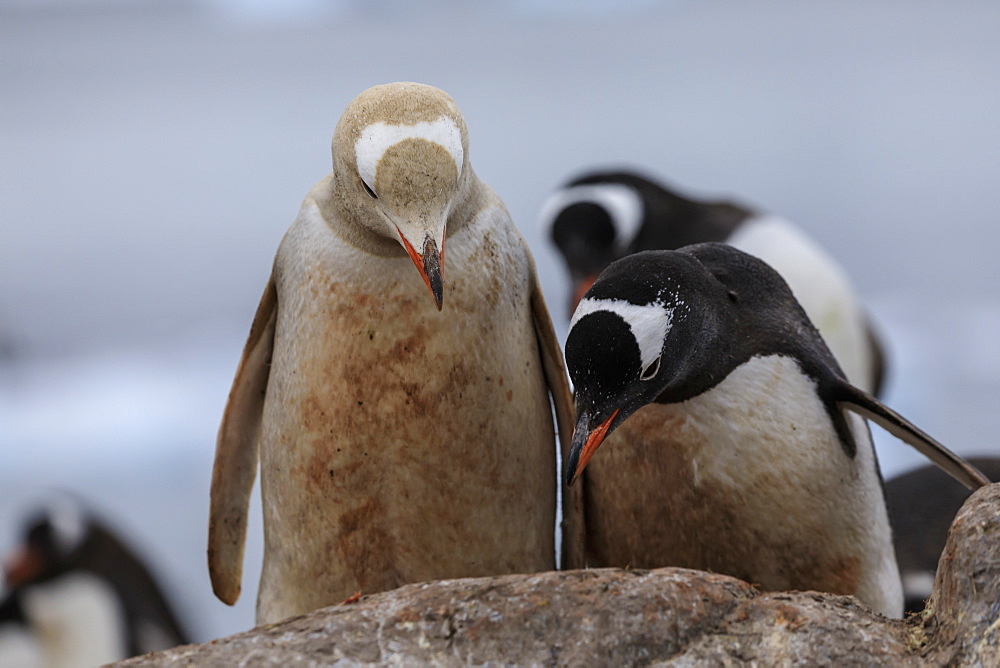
[570,297,674,372]
[355,117,463,192]
[538,183,643,251]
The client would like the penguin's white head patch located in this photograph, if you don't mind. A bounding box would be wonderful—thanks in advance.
[570,297,674,378]
[44,496,88,556]
[539,183,643,252]
[355,117,464,195]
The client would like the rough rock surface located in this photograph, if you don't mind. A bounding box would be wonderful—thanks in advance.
[117,484,1000,666]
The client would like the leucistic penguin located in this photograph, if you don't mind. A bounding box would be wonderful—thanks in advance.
[563,244,990,618]
[208,82,574,625]
[885,457,1000,613]
[540,170,885,395]
[0,498,191,667]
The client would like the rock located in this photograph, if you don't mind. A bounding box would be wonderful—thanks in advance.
[921,483,1000,665]
[886,457,1000,613]
[116,484,1000,666]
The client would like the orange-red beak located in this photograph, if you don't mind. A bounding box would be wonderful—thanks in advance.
[396,226,444,310]
[2,545,42,587]
[566,408,620,486]
[570,274,600,314]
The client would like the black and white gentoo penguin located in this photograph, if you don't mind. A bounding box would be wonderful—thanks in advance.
[209,82,574,625]
[563,244,990,618]
[885,457,1000,613]
[0,498,191,667]
[540,170,886,395]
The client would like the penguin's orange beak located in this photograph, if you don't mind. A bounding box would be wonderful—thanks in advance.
[566,408,620,486]
[2,545,41,587]
[570,274,600,314]
[396,226,444,310]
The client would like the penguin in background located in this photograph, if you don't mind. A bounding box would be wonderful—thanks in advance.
[885,457,1000,613]
[0,588,44,668]
[209,82,574,624]
[540,170,886,396]
[563,244,989,618]
[0,497,191,667]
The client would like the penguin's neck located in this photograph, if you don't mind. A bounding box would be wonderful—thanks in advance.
[312,169,486,259]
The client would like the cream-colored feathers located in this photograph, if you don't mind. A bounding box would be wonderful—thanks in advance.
[208,83,574,624]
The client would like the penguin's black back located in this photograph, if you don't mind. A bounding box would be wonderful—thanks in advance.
[77,522,191,654]
[21,511,191,654]
[0,589,26,626]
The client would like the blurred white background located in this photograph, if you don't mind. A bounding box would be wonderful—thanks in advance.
[2,0,998,643]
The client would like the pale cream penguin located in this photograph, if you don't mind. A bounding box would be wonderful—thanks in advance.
[208,82,574,624]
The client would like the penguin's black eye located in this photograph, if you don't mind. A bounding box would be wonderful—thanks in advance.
[640,356,661,381]
[361,179,378,199]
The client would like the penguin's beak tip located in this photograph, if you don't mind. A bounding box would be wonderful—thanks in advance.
[428,261,444,311]
[565,408,621,486]
[396,226,445,309]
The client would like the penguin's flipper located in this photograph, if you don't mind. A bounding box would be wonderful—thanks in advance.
[209,276,277,605]
[838,384,991,491]
[528,266,584,570]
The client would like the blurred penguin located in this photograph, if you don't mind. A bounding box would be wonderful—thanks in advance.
[1,497,191,666]
[0,588,44,668]
[541,169,886,395]
[886,457,1000,613]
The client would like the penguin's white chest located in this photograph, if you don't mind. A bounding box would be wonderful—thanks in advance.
[678,355,860,494]
[0,622,45,668]
[584,354,902,617]
[22,573,126,668]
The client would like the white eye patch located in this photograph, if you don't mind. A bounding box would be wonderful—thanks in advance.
[570,297,674,372]
[355,116,464,191]
[538,183,643,251]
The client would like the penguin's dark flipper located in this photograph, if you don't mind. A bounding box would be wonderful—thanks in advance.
[838,384,991,491]
[209,275,277,605]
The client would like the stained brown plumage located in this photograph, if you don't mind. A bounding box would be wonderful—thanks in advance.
[208,83,574,624]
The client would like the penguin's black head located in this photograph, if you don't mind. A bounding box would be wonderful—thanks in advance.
[2,498,90,588]
[540,173,651,312]
[549,201,618,278]
[564,249,732,484]
[563,244,796,485]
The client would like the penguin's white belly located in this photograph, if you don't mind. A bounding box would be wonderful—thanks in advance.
[728,216,875,392]
[22,573,127,668]
[0,624,45,668]
[584,354,903,617]
[255,210,556,623]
